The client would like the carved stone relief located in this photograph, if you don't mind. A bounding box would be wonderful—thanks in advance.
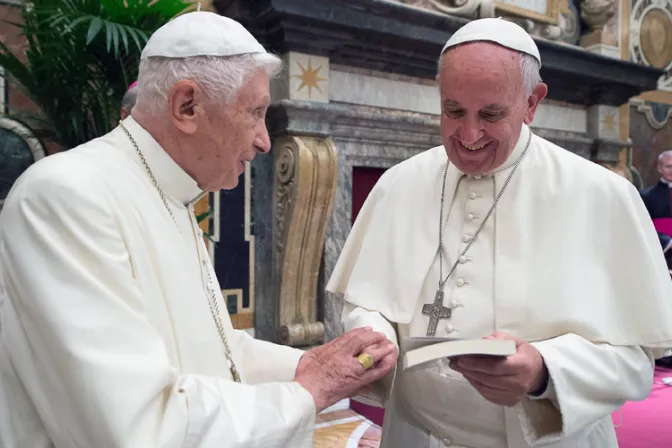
[631,98,672,129]
[630,0,672,90]
[581,0,616,32]
[273,135,338,347]
[578,0,620,56]
[391,0,578,42]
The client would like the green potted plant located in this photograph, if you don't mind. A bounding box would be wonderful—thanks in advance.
[0,0,195,150]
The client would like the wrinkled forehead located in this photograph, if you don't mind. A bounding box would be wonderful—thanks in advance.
[439,43,523,96]
[442,42,522,73]
[439,69,522,110]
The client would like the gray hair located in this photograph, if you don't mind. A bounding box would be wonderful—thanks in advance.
[135,52,283,115]
[437,45,542,96]
[658,150,672,162]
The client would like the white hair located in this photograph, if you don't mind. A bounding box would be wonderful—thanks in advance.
[519,52,542,96]
[658,150,672,162]
[437,45,542,96]
[135,52,282,115]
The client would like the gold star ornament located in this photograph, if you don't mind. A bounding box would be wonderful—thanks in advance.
[293,58,326,99]
[602,111,617,132]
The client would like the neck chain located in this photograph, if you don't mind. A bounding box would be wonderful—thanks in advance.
[118,121,241,383]
[438,130,531,290]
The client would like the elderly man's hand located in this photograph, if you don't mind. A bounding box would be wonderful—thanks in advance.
[449,332,548,407]
[294,327,398,413]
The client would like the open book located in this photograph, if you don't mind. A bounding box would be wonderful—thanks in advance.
[402,337,517,371]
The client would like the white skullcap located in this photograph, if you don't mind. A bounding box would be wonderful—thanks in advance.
[441,18,541,65]
[141,11,266,59]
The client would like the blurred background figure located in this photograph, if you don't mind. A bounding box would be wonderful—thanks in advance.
[640,150,672,273]
[120,81,138,120]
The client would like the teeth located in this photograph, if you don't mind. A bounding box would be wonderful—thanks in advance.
[461,142,485,151]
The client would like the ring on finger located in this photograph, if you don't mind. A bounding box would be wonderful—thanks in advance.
[357,353,375,370]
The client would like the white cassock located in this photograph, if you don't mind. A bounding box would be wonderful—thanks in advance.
[0,117,315,448]
[327,124,672,448]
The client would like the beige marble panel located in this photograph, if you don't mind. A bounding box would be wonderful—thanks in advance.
[270,52,330,103]
[330,68,587,133]
[587,104,621,140]
[288,52,329,103]
[330,68,441,114]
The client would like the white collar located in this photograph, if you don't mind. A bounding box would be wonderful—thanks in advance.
[491,123,530,173]
[117,117,204,206]
[455,123,531,178]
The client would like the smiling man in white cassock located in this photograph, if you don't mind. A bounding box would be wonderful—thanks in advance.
[327,18,672,448]
[0,11,398,448]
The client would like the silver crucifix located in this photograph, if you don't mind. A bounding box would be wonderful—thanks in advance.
[422,290,452,336]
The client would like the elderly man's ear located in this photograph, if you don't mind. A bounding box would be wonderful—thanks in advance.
[169,80,206,135]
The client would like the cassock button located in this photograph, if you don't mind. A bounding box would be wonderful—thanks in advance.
[469,192,477,199]
[458,255,467,263]
[449,299,458,308]
[442,438,452,446]
[456,279,465,287]
[474,174,482,180]
[467,213,475,221]
[445,324,454,333]
[462,235,471,243]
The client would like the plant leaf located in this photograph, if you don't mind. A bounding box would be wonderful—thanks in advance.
[86,17,103,45]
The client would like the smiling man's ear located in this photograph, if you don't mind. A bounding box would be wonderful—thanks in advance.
[523,83,548,125]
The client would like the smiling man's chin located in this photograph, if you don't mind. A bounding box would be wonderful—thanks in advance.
[451,144,496,173]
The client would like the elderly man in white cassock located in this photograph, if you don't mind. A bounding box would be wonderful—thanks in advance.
[0,11,397,448]
[327,18,672,448]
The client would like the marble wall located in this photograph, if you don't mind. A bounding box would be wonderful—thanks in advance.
[329,65,589,134]
[320,105,441,339]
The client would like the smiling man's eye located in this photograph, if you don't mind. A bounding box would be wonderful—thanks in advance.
[481,113,500,121]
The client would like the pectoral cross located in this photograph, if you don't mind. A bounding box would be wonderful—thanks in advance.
[422,290,452,336]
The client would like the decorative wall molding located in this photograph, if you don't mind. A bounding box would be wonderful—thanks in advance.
[393,0,569,26]
[329,67,589,133]
[273,135,338,347]
[218,0,663,106]
[630,98,672,128]
[0,117,45,161]
[630,0,672,90]
[581,0,617,32]
[578,0,621,57]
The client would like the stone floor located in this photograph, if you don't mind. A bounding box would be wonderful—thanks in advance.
[313,399,382,447]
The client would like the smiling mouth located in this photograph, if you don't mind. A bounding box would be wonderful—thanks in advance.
[459,141,486,151]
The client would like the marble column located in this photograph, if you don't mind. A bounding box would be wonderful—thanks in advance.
[254,51,336,347]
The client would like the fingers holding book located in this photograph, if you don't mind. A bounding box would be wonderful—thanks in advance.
[449,331,549,407]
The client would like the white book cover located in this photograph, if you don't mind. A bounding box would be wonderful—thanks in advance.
[402,337,517,371]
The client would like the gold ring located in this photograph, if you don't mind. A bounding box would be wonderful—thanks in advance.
[357,353,375,370]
